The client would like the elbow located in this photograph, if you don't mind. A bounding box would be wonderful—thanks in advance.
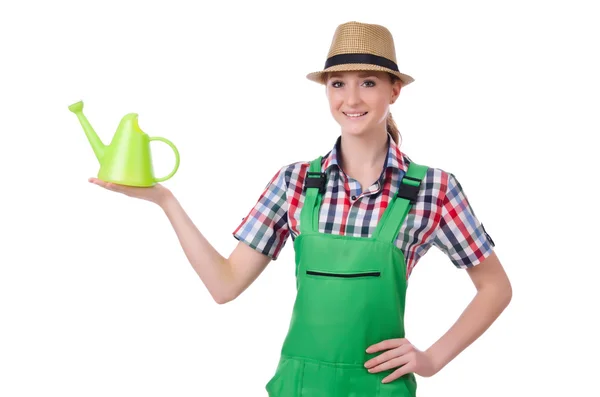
[478,277,512,309]
[214,296,230,305]
[198,258,239,305]
[495,278,513,309]
[214,294,233,305]
[503,279,513,307]
[213,289,240,305]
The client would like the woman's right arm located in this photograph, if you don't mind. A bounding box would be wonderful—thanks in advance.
[88,178,272,304]
[160,191,272,304]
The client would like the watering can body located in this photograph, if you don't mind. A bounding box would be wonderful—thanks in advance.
[69,101,180,187]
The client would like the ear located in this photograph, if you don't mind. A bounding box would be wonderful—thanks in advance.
[390,79,402,104]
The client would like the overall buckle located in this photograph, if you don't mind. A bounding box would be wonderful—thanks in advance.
[397,175,421,204]
[304,172,326,194]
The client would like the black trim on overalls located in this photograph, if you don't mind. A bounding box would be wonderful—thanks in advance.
[397,175,422,204]
[304,172,327,194]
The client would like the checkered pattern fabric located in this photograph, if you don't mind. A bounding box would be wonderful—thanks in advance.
[233,134,495,279]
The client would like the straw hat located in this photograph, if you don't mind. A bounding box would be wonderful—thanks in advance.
[306,21,414,87]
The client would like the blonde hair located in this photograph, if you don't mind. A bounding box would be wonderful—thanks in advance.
[386,74,402,146]
[322,72,403,147]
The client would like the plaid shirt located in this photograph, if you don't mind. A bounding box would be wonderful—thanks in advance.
[233,134,495,279]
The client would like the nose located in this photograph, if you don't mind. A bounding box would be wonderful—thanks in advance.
[346,84,362,107]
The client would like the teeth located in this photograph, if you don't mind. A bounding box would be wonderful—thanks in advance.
[345,112,367,117]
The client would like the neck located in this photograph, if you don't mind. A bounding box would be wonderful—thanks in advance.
[338,131,389,177]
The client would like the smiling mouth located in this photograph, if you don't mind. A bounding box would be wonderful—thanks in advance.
[343,112,368,118]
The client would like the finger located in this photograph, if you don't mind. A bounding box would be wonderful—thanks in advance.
[89,178,111,189]
[382,362,415,384]
[92,179,125,193]
[88,177,117,189]
[366,338,410,355]
[366,338,407,354]
[365,345,413,372]
[367,349,412,373]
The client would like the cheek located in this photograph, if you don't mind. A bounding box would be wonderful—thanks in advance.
[368,93,390,112]
[327,93,343,110]
[364,93,390,122]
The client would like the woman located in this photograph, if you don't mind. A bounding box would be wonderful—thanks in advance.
[89,21,512,397]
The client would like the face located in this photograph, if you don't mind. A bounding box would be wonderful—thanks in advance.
[325,71,402,139]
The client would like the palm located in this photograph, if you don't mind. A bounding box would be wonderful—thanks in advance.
[88,177,169,204]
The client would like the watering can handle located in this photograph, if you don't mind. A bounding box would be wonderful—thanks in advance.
[149,137,180,182]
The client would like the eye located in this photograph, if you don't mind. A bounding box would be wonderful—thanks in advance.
[331,80,343,88]
[363,80,376,87]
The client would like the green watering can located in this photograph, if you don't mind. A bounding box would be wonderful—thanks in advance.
[69,100,180,187]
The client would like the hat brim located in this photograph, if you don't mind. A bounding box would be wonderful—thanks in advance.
[306,63,414,86]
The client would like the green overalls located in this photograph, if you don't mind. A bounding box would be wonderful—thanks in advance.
[266,155,428,397]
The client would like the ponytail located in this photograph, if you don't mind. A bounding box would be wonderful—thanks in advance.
[386,111,401,146]
[386,74,403,146]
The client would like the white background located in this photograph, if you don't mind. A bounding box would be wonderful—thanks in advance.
[1,0,598,396]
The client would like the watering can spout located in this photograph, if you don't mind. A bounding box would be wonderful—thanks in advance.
[68,100,105,162]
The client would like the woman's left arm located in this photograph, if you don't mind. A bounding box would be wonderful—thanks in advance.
[365,250,511,382]
[424,250,512,372]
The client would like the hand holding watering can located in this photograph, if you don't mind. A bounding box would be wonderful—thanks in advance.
[69,100,180,204]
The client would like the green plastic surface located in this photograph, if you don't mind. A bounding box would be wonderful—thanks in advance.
[69,100,180,187]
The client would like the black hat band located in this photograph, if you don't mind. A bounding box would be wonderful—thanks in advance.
[324,53,399,72]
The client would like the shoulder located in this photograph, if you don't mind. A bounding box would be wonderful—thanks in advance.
[402,154,455,204]
[267,154,327,191]
[266,160,310,190]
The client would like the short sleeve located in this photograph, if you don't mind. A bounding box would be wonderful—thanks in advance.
[432,172,495,269]
[232,166,290,260]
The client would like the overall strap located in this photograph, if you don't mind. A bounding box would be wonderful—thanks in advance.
[299,156,326,235]
[373,161,429,244]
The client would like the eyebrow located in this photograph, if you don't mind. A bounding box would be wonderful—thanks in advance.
[329,72,378,79]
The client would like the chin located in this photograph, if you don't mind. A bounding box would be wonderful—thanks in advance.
[340,125,375,138]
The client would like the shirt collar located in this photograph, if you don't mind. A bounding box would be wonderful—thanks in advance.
[322,132,409,176]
